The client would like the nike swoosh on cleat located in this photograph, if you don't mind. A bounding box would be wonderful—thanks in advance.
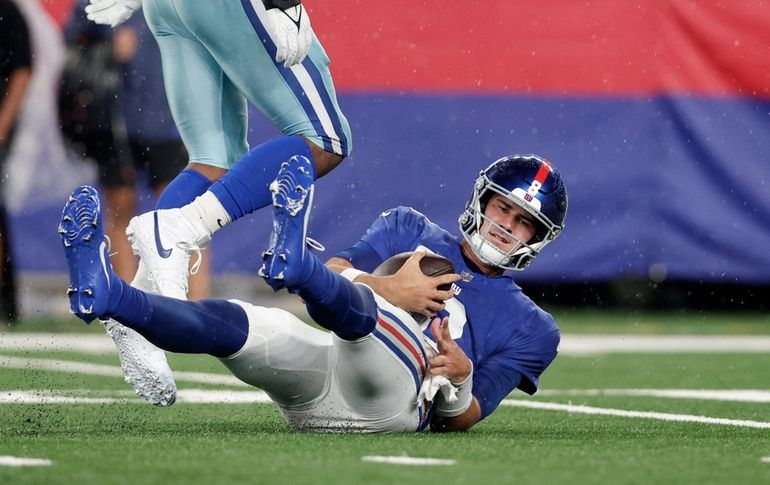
[153,212,173,259]
[99,240,111,290]
[216,218,224,228]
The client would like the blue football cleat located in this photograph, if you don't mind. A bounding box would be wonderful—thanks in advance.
[59,185,114,322]
[259,155,318,290]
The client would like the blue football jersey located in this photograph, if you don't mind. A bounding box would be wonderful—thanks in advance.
[336,206,560,420]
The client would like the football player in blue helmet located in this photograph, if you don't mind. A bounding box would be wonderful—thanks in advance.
[459,154,568,272]
[60,154,569,433]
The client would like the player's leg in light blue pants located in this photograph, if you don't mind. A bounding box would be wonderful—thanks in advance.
[144,0,351,211]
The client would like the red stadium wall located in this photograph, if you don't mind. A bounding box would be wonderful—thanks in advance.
[41,0,75,27]
[40,0,770,96]
[310,0,770,97]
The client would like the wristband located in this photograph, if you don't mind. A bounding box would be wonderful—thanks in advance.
[340,268,366,283]
[434,364,474,417]
[263,0,301,9]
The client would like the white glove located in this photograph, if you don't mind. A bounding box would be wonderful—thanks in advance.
[417,374,459,405]
[85,0,142,28]
[264,5,313,68]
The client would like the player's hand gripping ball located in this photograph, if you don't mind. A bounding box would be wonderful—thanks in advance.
[373,252,456,321]
[373,252,456,291]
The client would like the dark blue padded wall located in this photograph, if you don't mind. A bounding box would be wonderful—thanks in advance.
[18,94,770,284]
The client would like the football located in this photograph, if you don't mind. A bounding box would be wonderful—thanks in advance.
[372,251,455,290]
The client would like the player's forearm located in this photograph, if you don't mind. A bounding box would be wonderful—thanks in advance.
[325,257,354,273]
[326,257,397,299]
[0,68,31,145]
[430,397,482,432]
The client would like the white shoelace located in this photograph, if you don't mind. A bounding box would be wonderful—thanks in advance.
[104,235,118,257]
[177,241,204,275]
[174,238,321,277]
[306,237,325,252]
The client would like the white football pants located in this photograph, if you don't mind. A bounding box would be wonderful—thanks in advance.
[220,292,432,433]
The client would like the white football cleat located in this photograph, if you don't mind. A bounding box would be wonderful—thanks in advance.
[104,318,177,406]
[102,262,177,406]
[125,208,209,300]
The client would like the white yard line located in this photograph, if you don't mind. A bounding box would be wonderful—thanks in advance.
[0,334,113,353]
[3,387,769,431]
[6,388,768,407]
[0,456,53,467]
[560,335,770,354]
[173,389,270,403]
[0,355,248,387]
[501,399,770,429]
[0,392,126,404]
[361,456,455,466]
[2,333,770,354]
[536,389,770,403]
[0,354,122,377]
[0,389,270,404]
[3,333,770,431]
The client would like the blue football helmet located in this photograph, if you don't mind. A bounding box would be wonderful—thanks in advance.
[458,154,568,270]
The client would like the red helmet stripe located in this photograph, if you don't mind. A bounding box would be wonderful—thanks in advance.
[534,160,552,184]
[526,160,552,196]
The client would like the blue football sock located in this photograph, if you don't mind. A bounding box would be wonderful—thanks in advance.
[104,279,248,358]
[155,168,213,209]
[209,136,314,220]
[292,253,378,341]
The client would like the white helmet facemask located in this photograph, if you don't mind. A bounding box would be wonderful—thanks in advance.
[467,203,548,270]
